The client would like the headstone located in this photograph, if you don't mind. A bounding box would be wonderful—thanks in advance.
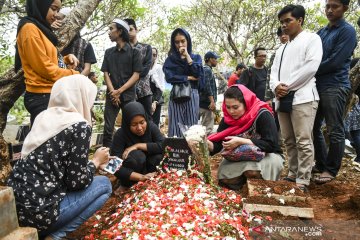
[161,138,192,171]
[0,187,19,237]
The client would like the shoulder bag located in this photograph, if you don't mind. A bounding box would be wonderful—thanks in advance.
[221,109,267,162]
[277,44,296,113]
[170,82,191,103]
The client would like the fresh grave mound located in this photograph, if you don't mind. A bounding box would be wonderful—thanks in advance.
[84,171,250,239]
[243,179,314,219]
[247,179,305,197]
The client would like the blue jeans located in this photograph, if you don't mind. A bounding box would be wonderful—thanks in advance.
[313,87,350,176]
[46,176,112,239]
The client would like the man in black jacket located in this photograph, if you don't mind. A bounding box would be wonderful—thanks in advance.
[239,47,268,102]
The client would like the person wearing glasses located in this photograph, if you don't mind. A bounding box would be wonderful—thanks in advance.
[239,47,269,102]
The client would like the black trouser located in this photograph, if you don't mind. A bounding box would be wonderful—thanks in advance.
[137,95,153,121]
[313,87,349,177]
[114,150,162,187]
[103,94,132,147]
[24,92,51,126]
[152,104,162,127]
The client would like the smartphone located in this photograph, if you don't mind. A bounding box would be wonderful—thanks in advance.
[103,157,123,174]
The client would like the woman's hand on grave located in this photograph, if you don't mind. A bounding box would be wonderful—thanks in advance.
[142,172,156,181]
[93,147,110,169]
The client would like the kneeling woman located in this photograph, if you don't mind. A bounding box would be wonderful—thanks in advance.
[111,102,164,189]
[207,85,284,190]
[7,75,112,239]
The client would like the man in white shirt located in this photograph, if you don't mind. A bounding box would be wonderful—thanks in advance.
[270,4,323,192]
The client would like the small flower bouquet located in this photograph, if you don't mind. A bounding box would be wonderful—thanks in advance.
[181,124,212,184]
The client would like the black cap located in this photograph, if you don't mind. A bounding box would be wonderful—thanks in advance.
[236,63,246,71]
[204,51,220,60]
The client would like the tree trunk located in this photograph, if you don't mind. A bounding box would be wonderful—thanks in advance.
[0,0,101,185]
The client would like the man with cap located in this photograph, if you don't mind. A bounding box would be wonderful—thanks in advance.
[101,19,143,147]
[53,7,97,76]
[124,18,153,120]
[199,51,219,135]
[228,63,246,86]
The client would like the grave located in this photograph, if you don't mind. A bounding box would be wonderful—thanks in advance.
[243,179,314,218]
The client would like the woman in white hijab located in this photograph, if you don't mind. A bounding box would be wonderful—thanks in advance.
[7,75,112,240]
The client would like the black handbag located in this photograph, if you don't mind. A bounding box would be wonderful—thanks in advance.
[171,83,191,103]
[278,91,296,113]
[277,43,296,113]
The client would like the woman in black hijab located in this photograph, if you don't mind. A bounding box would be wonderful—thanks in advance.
[111,102,165,191]
[15,0,79,125]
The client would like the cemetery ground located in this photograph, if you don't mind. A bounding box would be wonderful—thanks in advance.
[67,140,360,239]
[3,120,360,239]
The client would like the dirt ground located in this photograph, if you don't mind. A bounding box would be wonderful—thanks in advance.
[69,149,360,239]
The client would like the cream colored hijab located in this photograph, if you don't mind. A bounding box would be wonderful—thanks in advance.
[21,75,97,158]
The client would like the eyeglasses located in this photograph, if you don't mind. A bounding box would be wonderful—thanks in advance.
[256,54,267,58]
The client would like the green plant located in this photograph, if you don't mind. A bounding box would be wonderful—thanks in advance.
[92,107,104,133]
[9,96,29,124]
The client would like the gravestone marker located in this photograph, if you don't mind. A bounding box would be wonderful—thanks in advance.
[161,138,192,171]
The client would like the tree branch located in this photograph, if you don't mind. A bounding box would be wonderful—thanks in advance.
[0,0,102,185]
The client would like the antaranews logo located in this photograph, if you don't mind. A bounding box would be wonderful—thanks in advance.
[264,225,323,236]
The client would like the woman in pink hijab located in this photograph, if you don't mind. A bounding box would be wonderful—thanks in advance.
[208,85,284,190]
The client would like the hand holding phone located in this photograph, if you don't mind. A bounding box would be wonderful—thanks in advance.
[93,147,110,168]
[103,157,123,174]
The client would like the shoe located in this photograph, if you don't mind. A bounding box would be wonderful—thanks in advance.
[282,176,296,182]
[314,173,334,185]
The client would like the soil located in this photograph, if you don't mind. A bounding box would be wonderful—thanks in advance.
[244,196,311,208]
[247,178,305,197]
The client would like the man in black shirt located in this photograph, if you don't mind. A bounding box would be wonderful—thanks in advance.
[124,18,153,120]
[239,47,268,102]
[57,8,97,76]
[101,19,142,147]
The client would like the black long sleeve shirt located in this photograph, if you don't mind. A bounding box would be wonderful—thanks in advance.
[210,111,282,155]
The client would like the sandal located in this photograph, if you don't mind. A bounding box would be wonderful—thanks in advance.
[314,175,334,185]
[282,176,296,182]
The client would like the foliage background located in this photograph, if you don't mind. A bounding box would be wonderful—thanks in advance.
[0,0,359,122]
